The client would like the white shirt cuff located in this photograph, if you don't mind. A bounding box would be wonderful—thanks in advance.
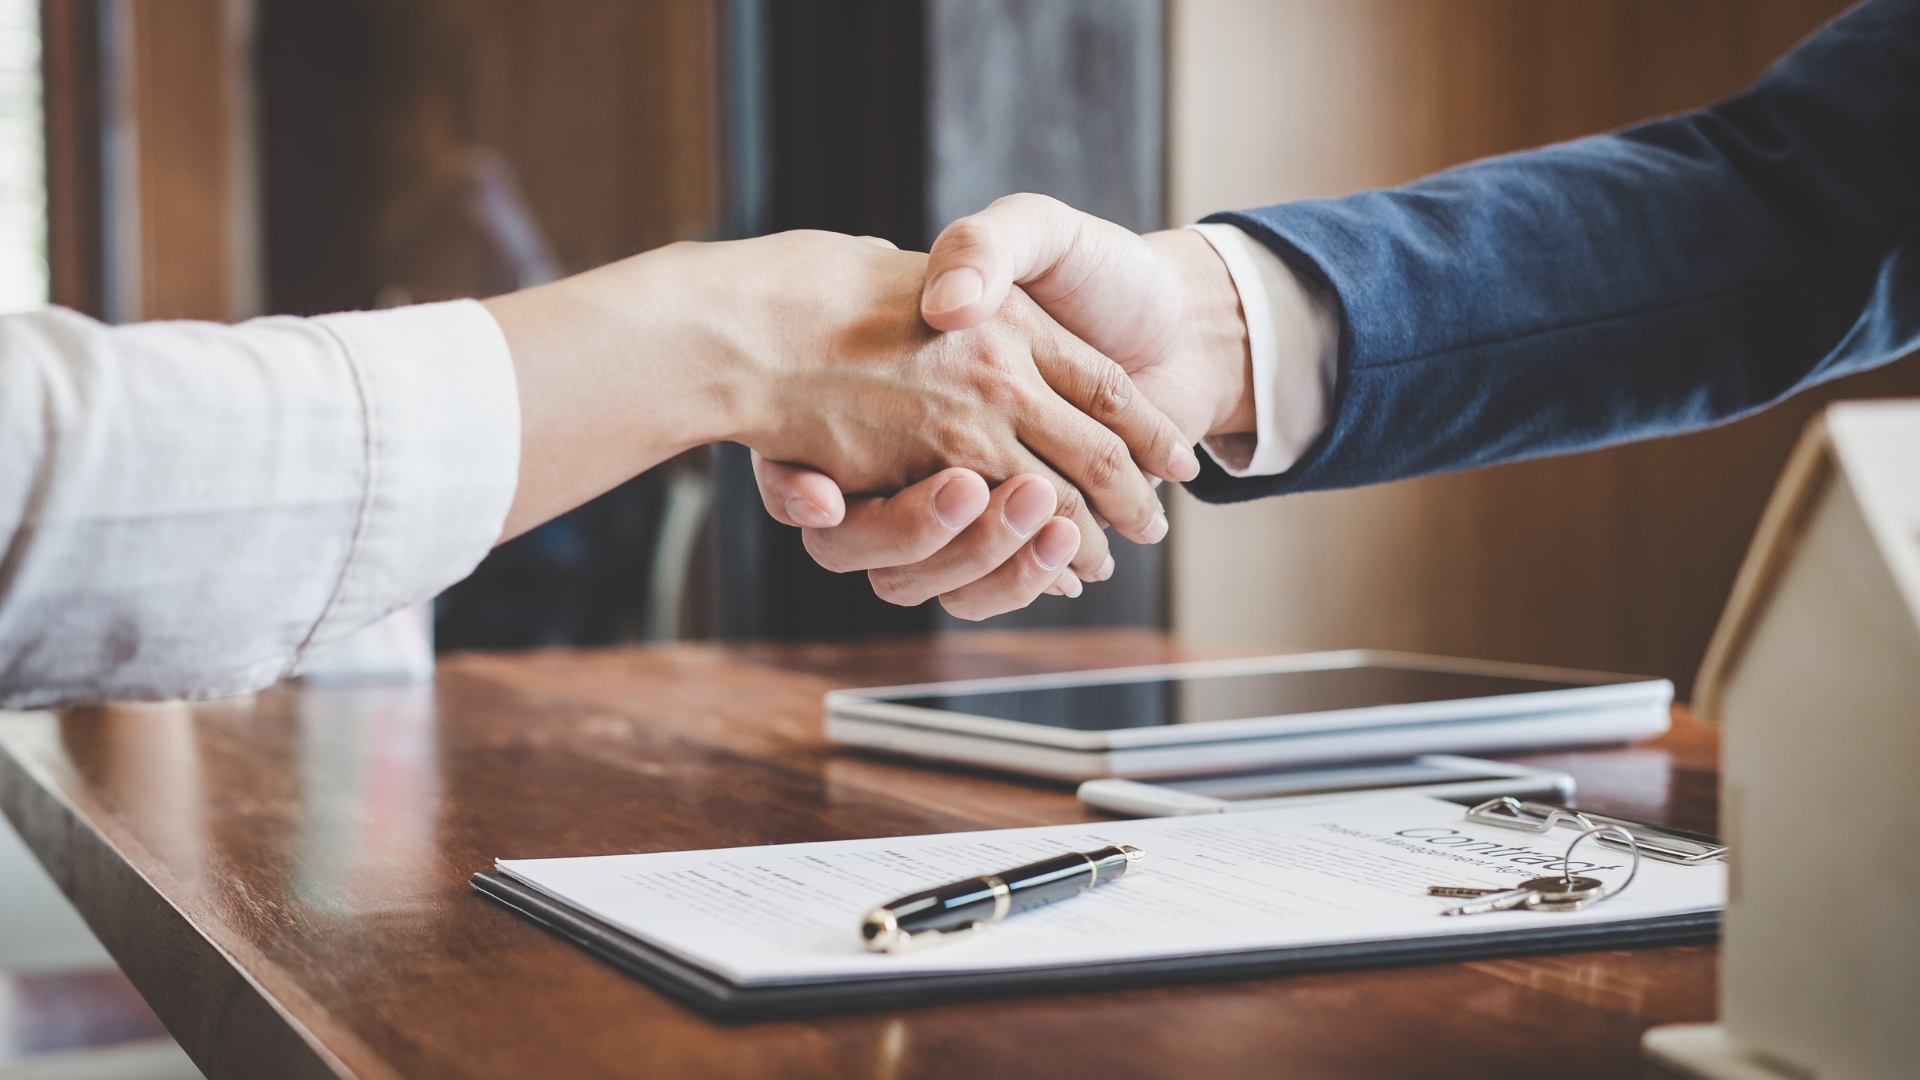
[1186,223,1338,478]
[298,299,520,661]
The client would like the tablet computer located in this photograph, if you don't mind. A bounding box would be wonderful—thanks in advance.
[825,650,1671,780]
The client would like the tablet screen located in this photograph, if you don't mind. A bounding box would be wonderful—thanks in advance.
[881,665,1603,731]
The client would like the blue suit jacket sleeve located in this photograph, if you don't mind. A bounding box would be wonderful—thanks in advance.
[1187,0,1920,503]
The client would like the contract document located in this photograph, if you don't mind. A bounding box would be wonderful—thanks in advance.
[478,792,1723,1016]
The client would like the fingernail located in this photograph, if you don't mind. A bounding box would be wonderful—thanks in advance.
[1096,555,1115,581]
[923,267,985,315]
[784,496,831,528]
[1168,443,1201,482]
[1033,522,1076,570]
[1142,511,1169,544]
[931,474,986,531]
[1058,571,1084,598]
[1002,481,1055,538]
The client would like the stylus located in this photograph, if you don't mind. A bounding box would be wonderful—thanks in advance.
[859,845,1145,952]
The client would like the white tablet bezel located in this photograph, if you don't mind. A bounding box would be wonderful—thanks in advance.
[823,649,1673,753]
[1074,755,1577,817]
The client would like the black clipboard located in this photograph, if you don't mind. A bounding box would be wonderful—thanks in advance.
[470,870,1718,1021]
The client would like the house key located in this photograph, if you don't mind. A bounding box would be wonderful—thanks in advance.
[1428,876,1605,915]
[1426,824,1644,915]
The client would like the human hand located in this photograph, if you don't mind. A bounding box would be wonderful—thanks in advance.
[755,196,1256,615]
[736,230,1197,580]
[488,228,1196,581]
[758,458,1098,619]
[919,193,1253,443]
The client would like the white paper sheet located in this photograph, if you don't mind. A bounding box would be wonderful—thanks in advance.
[497,792,1723,987]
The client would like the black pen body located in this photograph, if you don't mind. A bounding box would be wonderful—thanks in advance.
[862,845,1142,951]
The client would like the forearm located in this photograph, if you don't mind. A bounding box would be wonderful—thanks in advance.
[0,303,516,707]
[1192,0,1920,501]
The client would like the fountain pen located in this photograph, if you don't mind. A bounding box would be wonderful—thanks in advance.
[860,844,1144,952]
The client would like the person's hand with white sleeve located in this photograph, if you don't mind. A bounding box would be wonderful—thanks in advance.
[753,193,1339,617]
[0,226,1195,707]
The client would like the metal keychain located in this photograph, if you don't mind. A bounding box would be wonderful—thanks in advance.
[1428,825,1641,915]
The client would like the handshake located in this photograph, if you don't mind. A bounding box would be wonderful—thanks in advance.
[486,194,1260,620]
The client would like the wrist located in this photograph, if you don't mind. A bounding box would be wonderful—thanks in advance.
[562,241,781,445]
[1143,228,1255,437]
[706,232,937,458]
[484,241,770,538]
[630,239,785,448]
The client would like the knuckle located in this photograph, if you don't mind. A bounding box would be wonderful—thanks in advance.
[996,295,1034,326]
[976,336,1021,376]
[1053,484,1087,523]
[1083,438,1131,492]
[932,419,994,468]
[997,191,1061,217]
[1084,363,1133,424]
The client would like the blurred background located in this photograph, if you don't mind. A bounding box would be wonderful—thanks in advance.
[4,0,1920,1073]
[30,0,1920,686]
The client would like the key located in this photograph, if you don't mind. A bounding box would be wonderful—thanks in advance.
[1428,876,1603,899]
[1429,875,1605,916]
[1439,887,1539,915]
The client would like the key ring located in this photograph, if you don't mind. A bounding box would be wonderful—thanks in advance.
[1562,824,1640,901]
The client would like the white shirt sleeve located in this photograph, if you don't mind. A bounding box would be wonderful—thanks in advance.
[1185,223,1338,477]
[0,300,519,707]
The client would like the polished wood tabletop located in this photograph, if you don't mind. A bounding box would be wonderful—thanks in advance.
[0,630,1719,1080]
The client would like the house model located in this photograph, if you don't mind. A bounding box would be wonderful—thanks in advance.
[1644,401,1920,1080]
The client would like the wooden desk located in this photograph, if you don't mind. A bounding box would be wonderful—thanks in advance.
[0,631,1719,1080]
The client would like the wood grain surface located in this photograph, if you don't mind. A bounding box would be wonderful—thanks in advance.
[0,631,1718,1079]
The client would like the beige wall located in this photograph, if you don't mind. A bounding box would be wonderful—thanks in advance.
[1165,0,1920,697]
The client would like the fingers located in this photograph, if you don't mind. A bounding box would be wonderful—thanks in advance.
[753,453,847,528]
[924,201,1193,434]
[761,457,1100,611]
[780,468,1100,619]
[990,338,1172,546]
[991,449,1112,580]
[939,518,1086,621]
[921,193,1081,331]
[1021,301,1201,490]
[869,475,1078,607]
[800,468,990,574]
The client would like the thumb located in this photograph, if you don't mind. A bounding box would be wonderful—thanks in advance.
[751,452,847,528]
[921,193,1110,332]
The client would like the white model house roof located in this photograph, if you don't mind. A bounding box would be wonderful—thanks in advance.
[1694,400,1920,721]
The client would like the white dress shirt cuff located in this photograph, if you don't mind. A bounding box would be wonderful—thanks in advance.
[298,299,519,660]
[1186,223,1338,478]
